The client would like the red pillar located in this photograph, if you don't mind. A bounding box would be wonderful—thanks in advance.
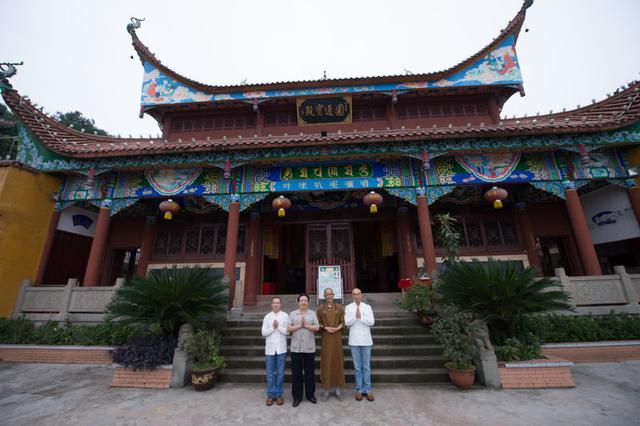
[83,207,111,286]
[224,201,241,307]
[515,203,543,275]
[564,189,602,276]
[35,210,61,285]
[136,217,157,277]
[243,212,261,306]
[628,186,640,225]
[398,207,418,278]
[416,196,437,274]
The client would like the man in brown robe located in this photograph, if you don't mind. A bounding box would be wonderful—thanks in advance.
[317,287,346,401]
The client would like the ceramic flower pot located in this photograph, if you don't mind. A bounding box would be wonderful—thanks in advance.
[191,366,219,391]
[445,363,476,390]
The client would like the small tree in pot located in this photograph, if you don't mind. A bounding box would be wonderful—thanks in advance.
[183,330,225,391]
[395,279,435,326]
[431,307,478,389]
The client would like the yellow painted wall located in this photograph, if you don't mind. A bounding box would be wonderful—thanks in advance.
[0,165,60,318]
[626,147,640,186]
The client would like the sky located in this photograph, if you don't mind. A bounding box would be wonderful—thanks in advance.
[1,0,639,137]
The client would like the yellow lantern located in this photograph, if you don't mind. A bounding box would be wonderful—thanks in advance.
[159,199,180,220]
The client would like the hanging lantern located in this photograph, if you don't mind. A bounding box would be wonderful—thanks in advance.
[363,191,383,214]
[272,195,291,217]
[484,186,508,209]
[159,199,180,220]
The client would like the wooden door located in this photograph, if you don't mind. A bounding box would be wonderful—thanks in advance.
[306,223,355,294]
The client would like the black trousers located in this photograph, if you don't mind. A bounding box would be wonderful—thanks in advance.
[291,352,315,401]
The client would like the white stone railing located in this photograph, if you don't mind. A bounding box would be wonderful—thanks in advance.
[553,266,640,315]
[11,278,125,324]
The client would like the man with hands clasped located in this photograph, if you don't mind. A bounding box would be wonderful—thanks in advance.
[287,293,320,407]
[345,288,375,401]
[261,296,289,406]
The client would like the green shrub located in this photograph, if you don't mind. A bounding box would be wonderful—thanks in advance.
[494,335,542,362]
[395,281,434,315]
[435,258,571,340]
[183,330,225,372]
[106,266,228,335]
[431,307,477,370]
[515,313,640,343]
[0,318,141,346]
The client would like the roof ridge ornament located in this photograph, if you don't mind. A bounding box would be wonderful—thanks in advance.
[0,62,24,79]
[127,17,145,36]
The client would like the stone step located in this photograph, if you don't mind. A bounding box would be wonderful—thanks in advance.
[221,344,444,357]
[224,355,445,369]
[225,317,421,328]
[222,334,437,346]
[220,325,428,336]
[234,310,414,321]
[219,367,450,384]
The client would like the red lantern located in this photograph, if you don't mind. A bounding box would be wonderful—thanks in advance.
[159,199,180,220]
[484,186,508,209]
[272,195,291,217]
[363,191,383,214]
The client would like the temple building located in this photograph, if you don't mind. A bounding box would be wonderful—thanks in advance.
[1,1,640,310]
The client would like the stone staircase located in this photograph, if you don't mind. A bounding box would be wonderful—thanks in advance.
[219,293,449,384]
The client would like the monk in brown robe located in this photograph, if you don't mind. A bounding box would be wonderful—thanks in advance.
[317,287,346,401]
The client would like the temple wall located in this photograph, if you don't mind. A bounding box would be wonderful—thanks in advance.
[0,164,60,317]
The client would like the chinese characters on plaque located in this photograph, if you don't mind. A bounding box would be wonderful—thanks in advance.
[296,96,352,126]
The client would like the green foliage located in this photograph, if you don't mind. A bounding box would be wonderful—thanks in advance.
[395,281,434,315]
[435,213,461,265]
[435,258,571,340]
[53,111,109,136]
[494,334,542,362]
[183,330,226,371]
[514,313,640,343]
[0,317,141,346]
[431,307,477,370]
[106,267,228,335]
[111,333,177,371]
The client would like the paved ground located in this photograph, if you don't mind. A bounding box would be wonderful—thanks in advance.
[1,361,639,426]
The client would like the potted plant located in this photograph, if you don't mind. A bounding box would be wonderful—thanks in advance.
[431,308,477,389]
[395,278,435,326]
[184,330,226,391]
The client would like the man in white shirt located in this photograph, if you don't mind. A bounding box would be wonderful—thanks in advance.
[261,296,289,406]
[345,288,375,401]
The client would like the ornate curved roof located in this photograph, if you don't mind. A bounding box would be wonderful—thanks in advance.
[131,2,532,111]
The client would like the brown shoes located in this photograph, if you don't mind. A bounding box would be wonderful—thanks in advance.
[355,392,363,401]
[366,392,375,401]
[276,396,284,405]
[266,397,274,406]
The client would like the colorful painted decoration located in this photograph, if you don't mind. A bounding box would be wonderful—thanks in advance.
[139,36,522,108]
[159,198,180,220]
[272,195,292,217]
[145,168,202,195]
[484,186,508,209]
[455,152,521,182]
[363,191,383,214]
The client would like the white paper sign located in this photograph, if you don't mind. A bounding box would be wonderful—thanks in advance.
[57,206,98,237]
[580,185,640,245]
[318,265,343,300]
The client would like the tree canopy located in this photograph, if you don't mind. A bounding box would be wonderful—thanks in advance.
[53,111,109,136]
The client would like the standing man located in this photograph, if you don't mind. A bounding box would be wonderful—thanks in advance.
[317,287,346,401]
[345,288,375,401]
[261,296,289,406]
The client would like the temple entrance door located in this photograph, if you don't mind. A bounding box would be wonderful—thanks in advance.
[306,223,356,294]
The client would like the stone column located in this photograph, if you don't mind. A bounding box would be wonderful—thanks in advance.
[514,203,543,274]
[224,201,241,308]
[136,216,157,277]
[83,206,112,286]
[416,195,437,274]
[627,186,640,225]
[564,189,602,276]
[397,207,418,278]
[243,212,261,306]
[35,210,61,285]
